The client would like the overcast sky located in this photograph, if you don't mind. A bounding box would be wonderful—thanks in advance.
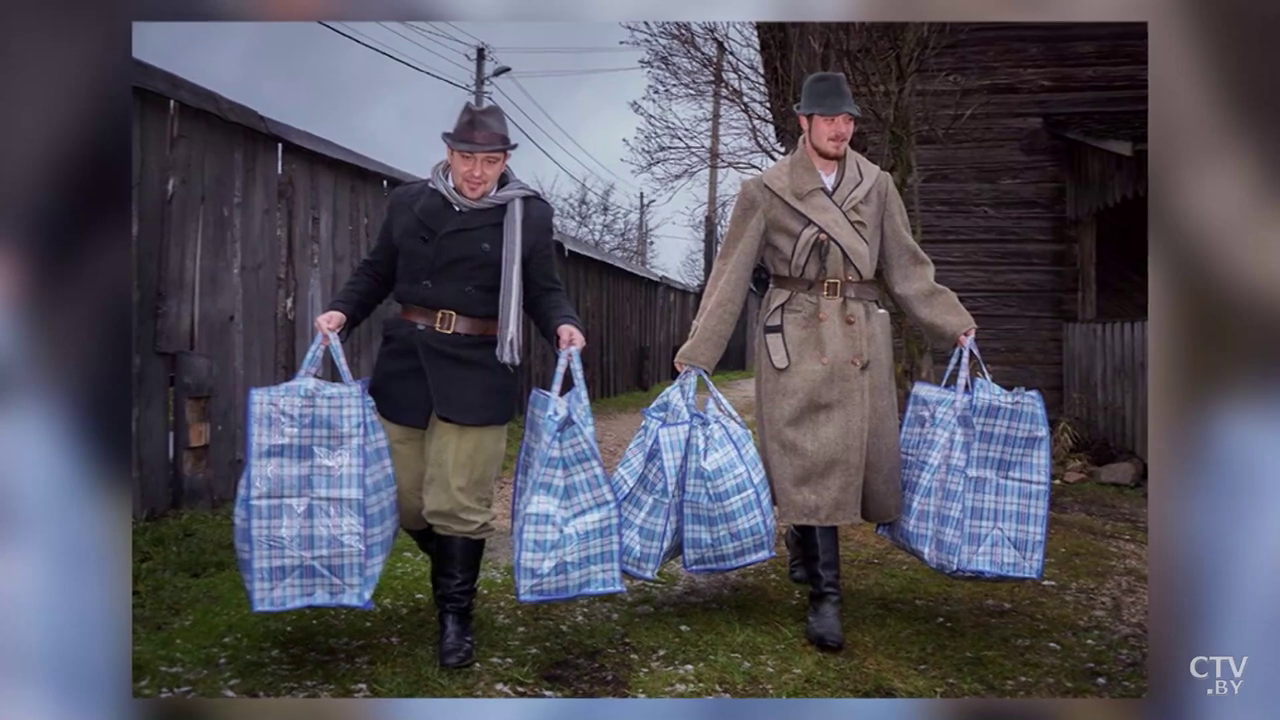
[131,21,706,277]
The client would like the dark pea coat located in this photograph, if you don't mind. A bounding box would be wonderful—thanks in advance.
[328,175,581,429]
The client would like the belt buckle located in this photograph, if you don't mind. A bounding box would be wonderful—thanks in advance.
[434,309,457,334]
[822,278,842,299]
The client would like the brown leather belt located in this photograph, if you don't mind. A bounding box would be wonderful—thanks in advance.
[400,304,499,336]
[770,275,882,302]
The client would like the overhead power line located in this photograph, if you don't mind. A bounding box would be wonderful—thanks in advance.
[511,66,643,78]
[376,22,473,74]
[320,21,620,207]
[491,46,643,54]
[505,74,636,190]
[490,83,617,195]
[398,22,471,49]
[318,21,472,93]
[442,21,487,48]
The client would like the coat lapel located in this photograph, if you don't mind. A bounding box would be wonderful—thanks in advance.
[762,141,875,280]
[410,186,452,237]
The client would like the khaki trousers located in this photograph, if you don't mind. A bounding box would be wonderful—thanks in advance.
[379,413,509,539]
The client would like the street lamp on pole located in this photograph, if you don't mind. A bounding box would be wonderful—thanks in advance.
[473,44,513,106]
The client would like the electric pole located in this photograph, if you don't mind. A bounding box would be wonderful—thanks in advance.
[637,191,646,266]
[473,45,486,106]
[638,191,655,268]
[703,38,725,286]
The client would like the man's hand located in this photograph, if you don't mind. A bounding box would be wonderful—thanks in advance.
[957,327,976,348]
[673,361,703,374]
[557,324,586,350]
[315,311,347,344]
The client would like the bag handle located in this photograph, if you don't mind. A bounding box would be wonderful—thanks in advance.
[296,331,357,385]
[548,346,600,436]
[681,367,749,429]
[549,346,590,403]
[940,339,991,397]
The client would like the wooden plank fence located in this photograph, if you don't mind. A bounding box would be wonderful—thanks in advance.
[1063,319,1147,459]
[131,59,714,519]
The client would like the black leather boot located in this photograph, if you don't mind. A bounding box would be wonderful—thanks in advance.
[795,525,844,651]
[402,526,437,560]
[431,534,485,669]
[785,527,807,584]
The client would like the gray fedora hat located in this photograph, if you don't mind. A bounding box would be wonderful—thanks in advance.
[793,71,862,118]
[442,102,519,153]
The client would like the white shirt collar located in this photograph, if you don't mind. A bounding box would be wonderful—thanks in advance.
[819,168,837,192]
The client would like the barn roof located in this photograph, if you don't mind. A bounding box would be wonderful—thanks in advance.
[554,232,698,293]
[1044,111,1147,157]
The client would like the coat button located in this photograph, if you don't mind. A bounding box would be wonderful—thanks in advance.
[421,280,432,287]
[465,286,474,293]
[821,356,829,365]
[416,323,426,331]
[851,356,864,368]
[846,274,856,281]
[818,233,828,241]
[845,315,856,325]
[818,312,827,322]
[481,242,491,252]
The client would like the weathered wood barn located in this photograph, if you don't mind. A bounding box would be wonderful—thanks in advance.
[131,59,711,518]
[755,22,1148,427]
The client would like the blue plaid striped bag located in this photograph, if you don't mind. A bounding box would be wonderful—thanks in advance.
[512,347,625,603]
[680,369,777,573]
[610,371,697,580]
[611,369,775,578]
[233,331,399,612]
[876,340,1052,579]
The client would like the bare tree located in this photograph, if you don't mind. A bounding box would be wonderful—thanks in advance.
[621,22,783,203]
[532,174,661,268]
[674,182,738,287]
[676,240,705,288]
[836,24,979,394]
[831,24,978,237]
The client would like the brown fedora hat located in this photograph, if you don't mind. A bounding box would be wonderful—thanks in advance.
[441,101,519,153]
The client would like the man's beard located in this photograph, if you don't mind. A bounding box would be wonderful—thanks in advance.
[809,137,847,162]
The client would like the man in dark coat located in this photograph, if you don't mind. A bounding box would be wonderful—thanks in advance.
[314,101,585,669]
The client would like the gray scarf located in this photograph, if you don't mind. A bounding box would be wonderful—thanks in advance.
[427,160,540,366]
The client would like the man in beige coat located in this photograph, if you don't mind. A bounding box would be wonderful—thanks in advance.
[674,72,976,652]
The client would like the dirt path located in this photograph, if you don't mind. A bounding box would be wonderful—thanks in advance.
[487,377,757,565]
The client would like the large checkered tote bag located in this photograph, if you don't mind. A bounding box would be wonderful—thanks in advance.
[680,368,777,573]
[233,331,398,612]
[609,370,698,580]
[876,340,1052,579]
[512,347,625,603]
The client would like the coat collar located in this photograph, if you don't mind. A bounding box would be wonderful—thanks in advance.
[762,139,882,279]
[410,175,508,237]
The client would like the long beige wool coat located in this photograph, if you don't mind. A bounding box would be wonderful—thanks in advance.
[675,142,976,526]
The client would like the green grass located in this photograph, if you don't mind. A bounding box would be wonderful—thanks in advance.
[134,370,1146,699]
[593,369,754,416]
[134,479,1145,699]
